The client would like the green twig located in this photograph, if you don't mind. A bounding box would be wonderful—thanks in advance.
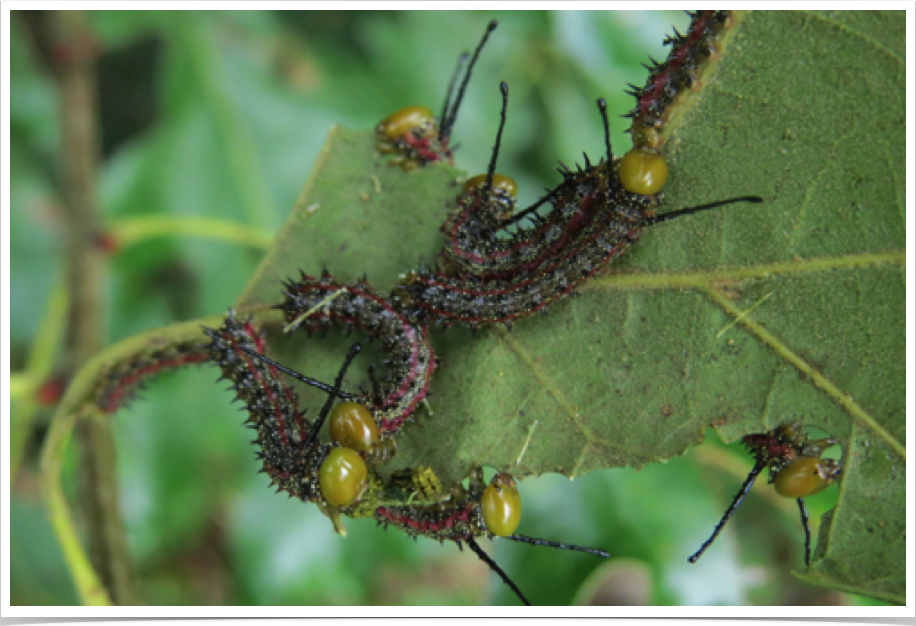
[44,408,113,607]
[10,282,69,484]
[9,374,34,398]
[110,215,274,251]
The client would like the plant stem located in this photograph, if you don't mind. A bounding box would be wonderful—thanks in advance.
[110,214,274,251]
[51,10,136,605]
[10,283,69,484]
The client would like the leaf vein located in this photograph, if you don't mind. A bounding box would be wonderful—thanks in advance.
[496,329,607,451]
[787,162,833,252]
[586,251,904,291]
[700,287,905,459]
[801,11,904,65]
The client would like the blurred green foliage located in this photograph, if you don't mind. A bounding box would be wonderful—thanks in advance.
[10,10,872,606]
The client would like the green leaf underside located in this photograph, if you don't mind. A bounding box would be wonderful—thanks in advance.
[216,11,903,602]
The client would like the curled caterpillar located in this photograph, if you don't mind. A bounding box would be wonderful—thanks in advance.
[204,313,336,502]
[437,83,675,288]
[202,11,764,606]
[397,27,761,330]
[437,83,606,281]
[276,271,436,445]
[204,313,390,523]
[396,95,671,329]
[689,421,842,566]
[438,13,737,285]
[375,20,498,170]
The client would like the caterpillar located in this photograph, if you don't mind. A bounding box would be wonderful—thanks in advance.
[375,468,609,606]
[204,312,391,523]
[437,83,603,281]
[394,11,758,331]
[626,10,734,147]
[438,11,737,283]
[93,339,211,414]
[397,96,760,330]
[689,422,842,566]
[375,20,498,170]
[202,11,761,606]
[204,312,337,503]
[275,271,436,448]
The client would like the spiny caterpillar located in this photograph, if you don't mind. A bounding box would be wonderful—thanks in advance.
[395,81,759,330]
[273,271,436,456]
[93,339,211,414]
[626,10,734,148]
[433,10,736,286]
[201,10,771,605]
[689,422,842,566]
[436,83,618,282]
[203,311,374,508]
[374,468,609,606]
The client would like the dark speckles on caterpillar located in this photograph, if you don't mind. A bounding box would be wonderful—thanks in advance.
[398,12,757,331]
[434,82,583,281]
[375,486,484,544]
[204,313,326,502]
[397,95,658,329]
[374,469,609,605]
[278,271,436,439]
[205,315,387,518]
[93,339,211,414]
[205,314,611,605]
[402,172,652,329]
[195,12,767,606]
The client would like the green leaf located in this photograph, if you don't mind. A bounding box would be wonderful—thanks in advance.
[234,11,904,603]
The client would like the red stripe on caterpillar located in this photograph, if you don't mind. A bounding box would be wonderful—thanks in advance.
[441,166,633,281]
[204,312,324,501]
[94,341,210,414]
[434,82,599,281]
[398,143,656,329]
[434,82,659,286]
[279,271,436,438]
[206,325,608,606]
[207,314,393,518]
[207,319,609,605]
[626,10,733,146]
[403,58,759,330]
[441,174,597,280]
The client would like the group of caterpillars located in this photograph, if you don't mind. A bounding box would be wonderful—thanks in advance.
[200,12,842,605]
